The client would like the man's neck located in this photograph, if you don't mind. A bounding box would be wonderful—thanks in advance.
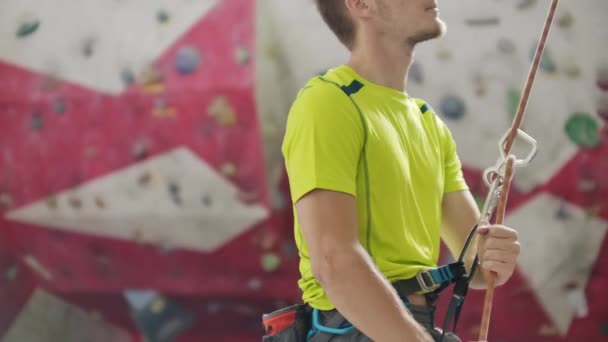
[347,35,414,93]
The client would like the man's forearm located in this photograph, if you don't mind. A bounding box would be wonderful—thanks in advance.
[317,246,433,342]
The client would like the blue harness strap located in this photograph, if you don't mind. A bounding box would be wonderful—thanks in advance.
[306,298,411,341]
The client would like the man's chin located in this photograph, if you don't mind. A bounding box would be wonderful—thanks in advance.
[410,20,446,45]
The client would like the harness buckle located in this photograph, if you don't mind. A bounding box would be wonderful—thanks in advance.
[416,270,441,292]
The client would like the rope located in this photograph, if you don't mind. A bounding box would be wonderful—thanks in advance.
[477,1,560,340]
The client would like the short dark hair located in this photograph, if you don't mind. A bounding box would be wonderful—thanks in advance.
[314,0,356,49]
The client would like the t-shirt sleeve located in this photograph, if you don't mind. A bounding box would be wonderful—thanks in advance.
[439,120,469,193]
[281,81,365,203]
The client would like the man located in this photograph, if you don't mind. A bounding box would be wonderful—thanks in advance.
[271,1,521,341]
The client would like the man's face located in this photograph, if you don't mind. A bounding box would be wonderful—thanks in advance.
[371,0,446,45]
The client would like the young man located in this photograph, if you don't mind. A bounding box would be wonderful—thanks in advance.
[278,1,521,341]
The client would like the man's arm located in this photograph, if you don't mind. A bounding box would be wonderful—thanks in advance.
[441,190,520,289]
[296,189,433,342]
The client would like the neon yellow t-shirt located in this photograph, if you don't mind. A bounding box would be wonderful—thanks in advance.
[281,65,469,310]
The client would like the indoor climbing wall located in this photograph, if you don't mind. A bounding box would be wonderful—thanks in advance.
[0,0,299,341]
[258,0,608,341]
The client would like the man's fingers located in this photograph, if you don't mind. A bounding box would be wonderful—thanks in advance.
[485,225,518,239]
[482,239,521,253]
[481,249,518,264]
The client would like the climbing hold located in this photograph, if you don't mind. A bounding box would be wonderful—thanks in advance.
[238,190,259,204]
[472,73,487,97]
[409,62,424,84]
[209,96,237,127]
[16,20,40,38]
[157,9,170,24]
[557,11,574,29]
[282,240,297,261]
[159,239,175,254]
[554,201,570,220]
[31,112,43,130]
[436,48,451,61]
[152,97,176,118]
[40,75,62,92]
[439,95,466,120]
[473,194,485,211]
[201,194,213,207]
[235,45,251,65]
[4,264,18,282]
[132,139,149,161]
[151,298,167,314]
[464,17,500,26]
[507,87,521,117]
[84,146,97,159]
[120,68,135,86]
[563,63,581,79]
[270,189,286,210]
[221,163,237,177]
[94,196,106,209]
[597,67,608,91]
[261,253,281,272]
[168,181,182,205]
[497,38,517,55]
[69,196,83,209]
[538,324,560,337]
[0,192,14,209]
[52,97,66,114]
[564,113,600,148]
[247,277,263,290]
[530,42,557,73]
[517,0,537,10]
[175,46,200,75]
[46,196,58,209]
[138,172,152,187]
[138,65,164,94]
[578,175,596,193]
[255,230,277,250]
[81,37,97,58]
[23,255,53,281]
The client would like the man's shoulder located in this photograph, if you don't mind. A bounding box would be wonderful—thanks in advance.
[292,74,356,111]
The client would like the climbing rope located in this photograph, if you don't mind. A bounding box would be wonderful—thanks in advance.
[476,1,560,340]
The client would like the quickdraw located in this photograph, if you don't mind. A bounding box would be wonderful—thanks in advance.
[443,1,560,341]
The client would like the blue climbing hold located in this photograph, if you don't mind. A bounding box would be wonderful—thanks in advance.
[440,95,466,120]
[121,68,135,86]
[175,46,200,75]
[53,97,66,114]
[530,41,557,73]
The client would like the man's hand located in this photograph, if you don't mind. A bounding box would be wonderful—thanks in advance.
[476,225,520,286]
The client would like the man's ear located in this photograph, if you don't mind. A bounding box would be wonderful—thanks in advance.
[345,0,374,19]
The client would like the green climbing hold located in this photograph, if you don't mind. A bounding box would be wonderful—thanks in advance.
[507,88,521,117]
[261,253,281,272]
[564,113,600,148]
[474,194,485,211]
[16,20,40,38]
[157,9,170,24]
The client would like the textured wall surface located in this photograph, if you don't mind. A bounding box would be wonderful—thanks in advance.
[1,0,607,341]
